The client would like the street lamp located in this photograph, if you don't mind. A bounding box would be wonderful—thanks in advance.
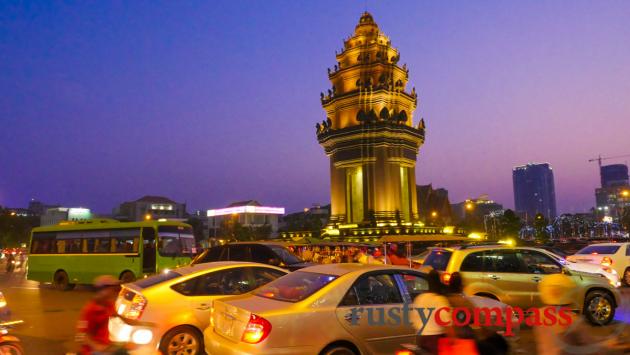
[431,211,438,218]
[465,202,474,211]
[144,213,152,220]
[622,190,629,197]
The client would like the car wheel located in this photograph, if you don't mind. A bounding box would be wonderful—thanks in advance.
[120,270,136,284]
[623,268,630,287]
[53,270,75,291]
[160,326,203,355]
[321,345,357,355]
[584,290,615,325]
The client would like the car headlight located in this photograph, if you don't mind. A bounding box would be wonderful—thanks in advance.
[109,318,133,342]
[131,329,153,345]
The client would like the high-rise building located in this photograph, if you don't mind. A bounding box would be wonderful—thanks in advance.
[600,164,629,188]
[316,12,425,228]
[595,164,629,219]
[512,163,557,220]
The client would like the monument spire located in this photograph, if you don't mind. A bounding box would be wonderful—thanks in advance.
[316,13,425,238]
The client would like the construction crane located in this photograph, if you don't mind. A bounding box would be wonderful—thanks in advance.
[588,154,630,168]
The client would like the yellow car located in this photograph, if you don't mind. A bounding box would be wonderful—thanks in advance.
[422,245,621,325]
[205,264,440,355]
[109,261,287,355]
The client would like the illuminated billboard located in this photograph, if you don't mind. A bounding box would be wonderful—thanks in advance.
[207,205,285,217]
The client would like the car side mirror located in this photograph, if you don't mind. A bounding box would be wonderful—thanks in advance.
[562,267,572,276]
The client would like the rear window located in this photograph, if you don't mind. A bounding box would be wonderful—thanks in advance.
[268,245,303,265]
[133,271,182,288]
[423,250,452,271]
[576,245,621,255]
[254,271,337,302]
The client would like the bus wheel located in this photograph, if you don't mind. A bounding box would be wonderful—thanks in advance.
[120,271,136,284]
[53,270,75,291]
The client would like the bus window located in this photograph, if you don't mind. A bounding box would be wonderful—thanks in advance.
[111,229,140,253]
[181,236,194,255]
[113,237,137,253]
[158,226,195,257]
[158,234,181,257]
[67,239,82,253]
[56,232,83,253]
[86,238,95,253]
[31,232,56,254]
[95,238,111,253]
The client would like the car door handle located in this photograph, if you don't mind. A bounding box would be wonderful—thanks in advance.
[532,276,542,282]
[196,304,211,311]
[487,274,500,280]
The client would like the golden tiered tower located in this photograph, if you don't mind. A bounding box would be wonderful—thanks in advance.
[317,12,426,233]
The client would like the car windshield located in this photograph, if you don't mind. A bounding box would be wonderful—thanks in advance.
[422,250,452,271]
[133,270,182,288]
[269,245,303,265]
[576,245,620,255]
[543,251,567,265]
[254,271,337,302]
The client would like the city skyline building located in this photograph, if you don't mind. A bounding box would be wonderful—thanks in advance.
[600,164,629,188]
[113,195,187,222]
[316,12,426,231]
[40,207,92,226]
[595,163,629,220]
[451,195,504,222]
[207,200,285,238]
[512,163,557,221]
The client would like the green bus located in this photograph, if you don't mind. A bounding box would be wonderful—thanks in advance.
[28,219,195,290]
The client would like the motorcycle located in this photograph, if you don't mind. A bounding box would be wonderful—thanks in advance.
[0,293,23,355]
[0,320,24,355]
[5,260,16,273]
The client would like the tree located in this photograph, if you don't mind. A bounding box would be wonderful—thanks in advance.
[500,209,522,237]
[0,210,39,248]
[533,213,550,243]
[185,217,206,243]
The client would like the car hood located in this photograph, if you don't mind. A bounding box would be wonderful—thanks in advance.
[569,269,610,283]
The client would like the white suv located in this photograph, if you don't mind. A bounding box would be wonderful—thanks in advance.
[567,243,630,286]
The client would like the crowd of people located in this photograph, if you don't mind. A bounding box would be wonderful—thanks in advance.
[290,243,414,266]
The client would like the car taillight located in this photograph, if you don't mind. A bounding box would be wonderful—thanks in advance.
[118,292,147,320]
[441,272,451,285]
[241,314,271,344]
[601,257,613,267]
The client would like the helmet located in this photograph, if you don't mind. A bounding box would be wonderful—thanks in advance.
[93,275,120,288]
[538,274,576,305]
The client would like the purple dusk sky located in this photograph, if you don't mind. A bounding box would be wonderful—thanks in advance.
[1,1,630,215]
